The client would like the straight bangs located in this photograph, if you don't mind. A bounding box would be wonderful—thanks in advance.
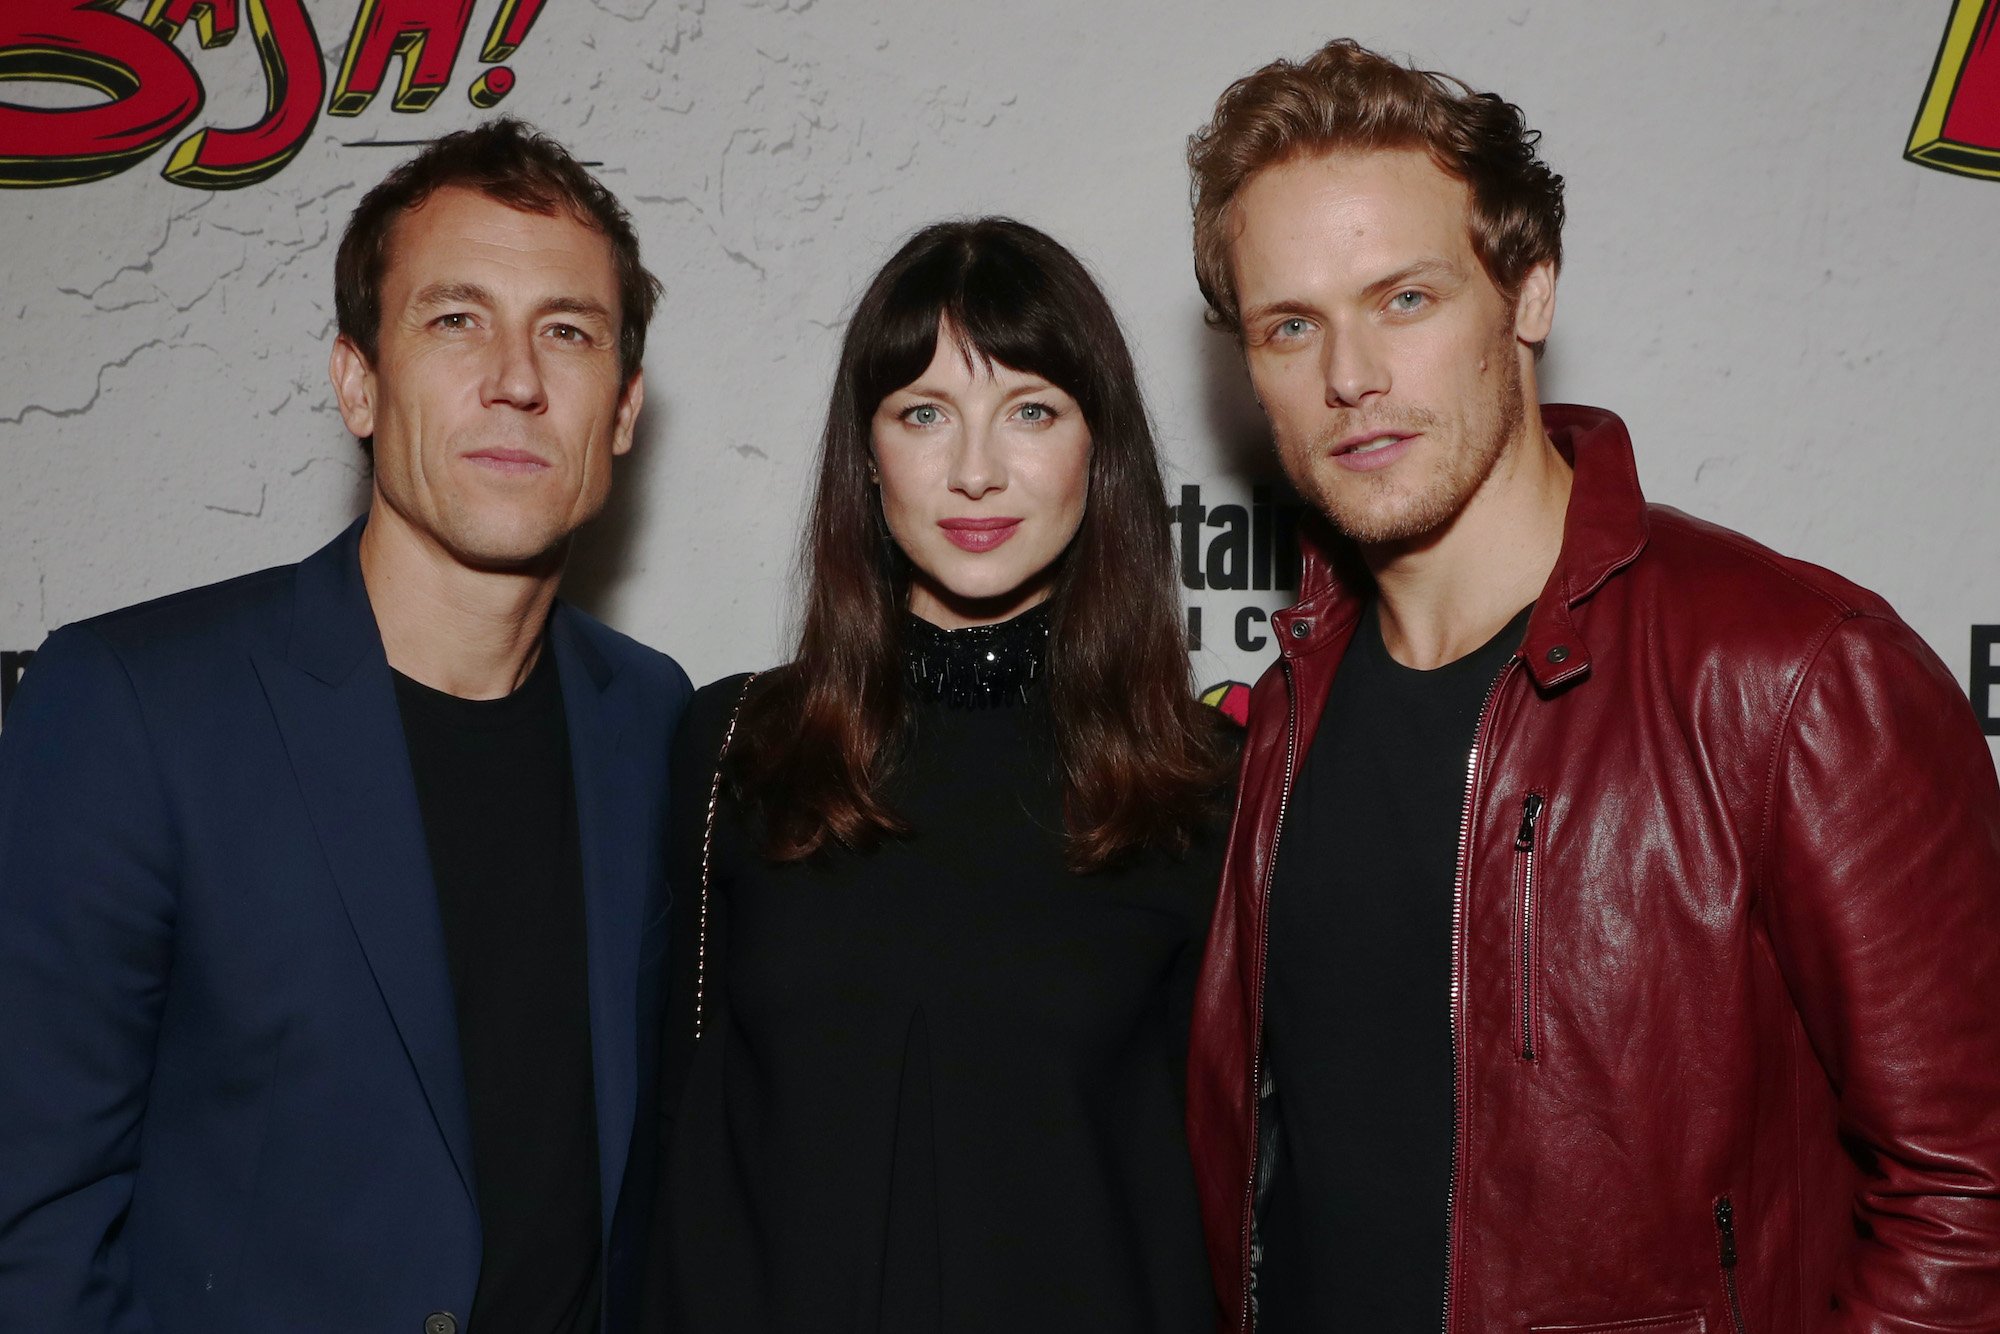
[854,238,1100,426]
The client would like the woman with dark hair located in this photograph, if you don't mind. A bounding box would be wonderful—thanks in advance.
[653,217,1230,1333]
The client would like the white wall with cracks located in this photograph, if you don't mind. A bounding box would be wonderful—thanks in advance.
[2,0,1996,754]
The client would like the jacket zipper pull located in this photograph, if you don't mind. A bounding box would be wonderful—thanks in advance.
[1713,1197,1738,1269]
[1515,793,1544,851]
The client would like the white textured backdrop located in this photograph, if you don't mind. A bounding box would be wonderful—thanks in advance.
[2,0,1996,755]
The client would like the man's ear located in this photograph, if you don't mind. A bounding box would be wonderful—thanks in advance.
[1513,260,1557,346]
[610,371,644,457]
[329,335,377,441]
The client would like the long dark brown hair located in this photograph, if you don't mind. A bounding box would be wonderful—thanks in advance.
[731,217,1228,872]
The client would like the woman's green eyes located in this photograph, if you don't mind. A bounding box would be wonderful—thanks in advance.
[897,401,1061,426]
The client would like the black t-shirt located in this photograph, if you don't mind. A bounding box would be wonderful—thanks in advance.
[1258,599,1529,1331]
[394,648,602,1334]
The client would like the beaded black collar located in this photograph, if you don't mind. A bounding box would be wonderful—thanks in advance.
[903,602,1051,708]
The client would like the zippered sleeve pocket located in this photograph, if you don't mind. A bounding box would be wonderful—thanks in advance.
[1528,1314,1704,1333]
[1512,792,1546,1061]
[1714,1196,1750,1334]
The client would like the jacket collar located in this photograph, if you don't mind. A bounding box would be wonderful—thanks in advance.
[1270,403,1649,691]
[547,601,646,1237]
[285,516,378,685]
[287,516,618,694]
[261,518,483,1210]
[269,515,639,1236]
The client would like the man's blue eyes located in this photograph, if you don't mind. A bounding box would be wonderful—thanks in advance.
[430,315,592,341]
[1272,293,1425,339]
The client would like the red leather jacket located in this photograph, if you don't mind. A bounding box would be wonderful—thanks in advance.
[1186,405,2000,1333]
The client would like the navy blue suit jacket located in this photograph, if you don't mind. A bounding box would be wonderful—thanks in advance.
[0,520,691,1333]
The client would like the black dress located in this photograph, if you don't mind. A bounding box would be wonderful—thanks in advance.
[654,612,1222,1333]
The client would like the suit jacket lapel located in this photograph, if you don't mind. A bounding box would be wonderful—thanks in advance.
[550,605,647,1238]
[253,520,478,1210]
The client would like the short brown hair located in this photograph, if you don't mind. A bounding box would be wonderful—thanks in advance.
[1189,38,1565,335]
[334,117,661,382]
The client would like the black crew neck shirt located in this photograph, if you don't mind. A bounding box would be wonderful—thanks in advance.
[1258,599,1529,1332]
[394,648,601,1334]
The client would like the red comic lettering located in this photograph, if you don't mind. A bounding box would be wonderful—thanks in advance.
[144,0,242,46]
[145,0,324,188]
[328,0,477,116]
[0,0,204,188]
[1939,1,2000,150]
[467,65,513,108]
[1908,0,2000,179]
[480,0,548,61]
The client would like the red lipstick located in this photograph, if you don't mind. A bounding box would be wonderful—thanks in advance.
[938,517,1022,552]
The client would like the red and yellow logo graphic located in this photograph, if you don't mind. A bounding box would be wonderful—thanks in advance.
[0,0,550,190]
[1908,0,2000,179]
[1200,681,1253,728]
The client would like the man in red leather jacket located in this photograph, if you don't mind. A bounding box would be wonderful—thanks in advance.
[1182,38,2000,1334]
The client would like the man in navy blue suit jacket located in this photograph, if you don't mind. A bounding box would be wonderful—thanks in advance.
[0,120,690,1334]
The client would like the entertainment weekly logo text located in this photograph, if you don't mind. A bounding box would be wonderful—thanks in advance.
[1170,482,1302,656]
[1973,626,2000,737]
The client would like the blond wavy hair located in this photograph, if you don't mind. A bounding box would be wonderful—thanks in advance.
[1189,38,1565,336]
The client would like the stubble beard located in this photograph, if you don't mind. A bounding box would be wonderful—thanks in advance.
[1281,350,1526,549]
[439,510,577,572]
[433,432,609,573]
[392,471,594,575]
